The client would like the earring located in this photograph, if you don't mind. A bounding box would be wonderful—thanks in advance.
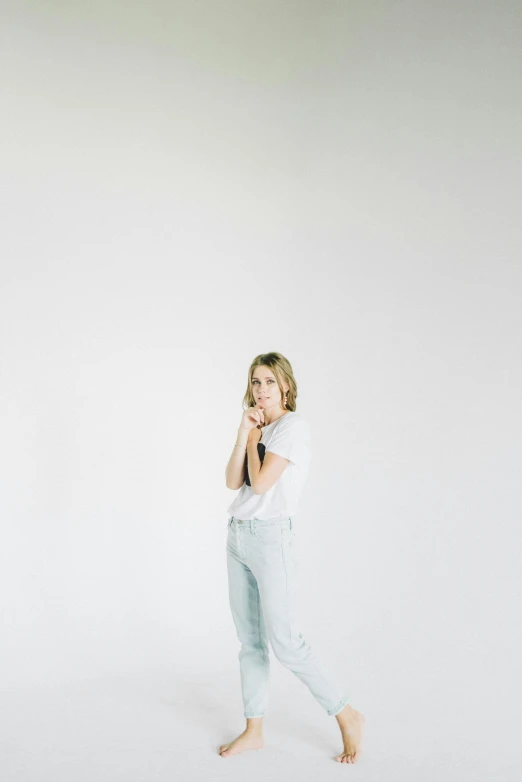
[283,392,288,408]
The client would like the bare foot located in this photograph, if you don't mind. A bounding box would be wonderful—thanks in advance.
[219,729,264,757]
[334,704,365,763]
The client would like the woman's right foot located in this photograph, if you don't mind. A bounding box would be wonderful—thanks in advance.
[334,703,365,763]
[219,729,264,757]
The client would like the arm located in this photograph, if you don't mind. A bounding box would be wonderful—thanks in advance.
[251,416,309,493]
[246,427,290,494]
[250,449,290,495]
[225,426,249,489]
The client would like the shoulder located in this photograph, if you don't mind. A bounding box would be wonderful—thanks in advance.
[278,412,310,434]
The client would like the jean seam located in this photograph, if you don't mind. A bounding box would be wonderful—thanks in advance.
[256,584,269,715]
[281,527,292,646]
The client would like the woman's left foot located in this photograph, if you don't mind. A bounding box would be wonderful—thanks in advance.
[334,703,365,763]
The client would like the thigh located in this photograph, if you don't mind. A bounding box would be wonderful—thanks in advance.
[250,524,299,645]
[226,545,263,639]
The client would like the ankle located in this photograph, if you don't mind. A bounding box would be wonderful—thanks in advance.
[335,703,355,723]
[245,718,263,734]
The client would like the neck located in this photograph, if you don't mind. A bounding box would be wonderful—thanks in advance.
[263,408,289,426]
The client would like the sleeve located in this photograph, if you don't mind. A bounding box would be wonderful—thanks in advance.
[265,418,311,467]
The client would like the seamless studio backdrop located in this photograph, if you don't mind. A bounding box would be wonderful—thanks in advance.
[0,0,521,779]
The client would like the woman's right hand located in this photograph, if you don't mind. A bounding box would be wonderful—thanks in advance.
[240,403,265,431]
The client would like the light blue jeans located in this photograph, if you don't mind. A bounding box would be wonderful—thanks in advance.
[226,515,349,719]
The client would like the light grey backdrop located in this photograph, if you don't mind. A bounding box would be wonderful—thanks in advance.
[1,1,520,780]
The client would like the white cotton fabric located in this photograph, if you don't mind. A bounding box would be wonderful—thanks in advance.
[226,411,312,521]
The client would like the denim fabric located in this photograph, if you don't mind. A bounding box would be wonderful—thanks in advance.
[225,515,349,718]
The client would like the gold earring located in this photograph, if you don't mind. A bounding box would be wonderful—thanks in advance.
[283,392,288,408]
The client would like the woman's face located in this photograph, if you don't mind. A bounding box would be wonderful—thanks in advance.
[251,365,285,409]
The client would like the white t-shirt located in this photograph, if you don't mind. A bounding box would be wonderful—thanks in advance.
[227,411,312,521]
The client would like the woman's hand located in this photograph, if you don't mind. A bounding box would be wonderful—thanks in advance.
[240,403,265,431]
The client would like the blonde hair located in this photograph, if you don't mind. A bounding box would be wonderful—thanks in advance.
[242,352,298,412]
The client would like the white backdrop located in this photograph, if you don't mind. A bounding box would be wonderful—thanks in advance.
[1,1,521,779]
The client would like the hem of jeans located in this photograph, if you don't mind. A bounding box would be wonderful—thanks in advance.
[327,697,349,717]
[245,713,265,718]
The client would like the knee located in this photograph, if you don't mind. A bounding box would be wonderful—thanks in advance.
[271,632,307,664]
[239,638,269,656]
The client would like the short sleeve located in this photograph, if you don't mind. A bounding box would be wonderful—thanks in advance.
[265,417,311,467]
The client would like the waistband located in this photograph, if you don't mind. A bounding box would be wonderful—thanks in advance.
[228,515,292,529]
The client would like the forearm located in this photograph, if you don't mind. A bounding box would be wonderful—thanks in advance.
[225,427,249,489]
[246,435,262,493]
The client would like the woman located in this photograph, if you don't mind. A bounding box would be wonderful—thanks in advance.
[220,352,365,763]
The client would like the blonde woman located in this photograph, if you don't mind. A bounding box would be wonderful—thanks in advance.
[220,352,365,764]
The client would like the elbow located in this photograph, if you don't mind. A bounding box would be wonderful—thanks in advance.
[253,478,278,494]
[225,469,242,490]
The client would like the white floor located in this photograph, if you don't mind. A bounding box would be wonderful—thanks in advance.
[1,665,519,782]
